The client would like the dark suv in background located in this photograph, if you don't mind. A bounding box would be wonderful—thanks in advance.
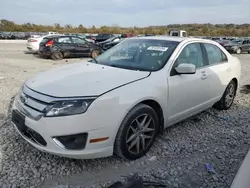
[94,34,114,42]
[38,35,102,60]
[224,39,250,54]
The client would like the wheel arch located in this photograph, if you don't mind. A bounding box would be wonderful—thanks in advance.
[231,77,238,92]
[116,98,165,137]
[140,100,165,135]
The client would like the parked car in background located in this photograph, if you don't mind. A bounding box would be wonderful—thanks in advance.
[120,34,135,38]
[102,39,122,51]
[85,35,96,41]
[70,33,95,43]
[30,33,42,38]
[38,35,102,60]
[24,32,31,40]
[12,36,240,160]
[212,37,223,41]
[216,39,230,47]
[168,29,188,37]
[27,34,62,53]
[94,34,114,42]
[224,39,250,54]
[46,31,59,35]
[0,32,12,39]
[12,32,26,39]
[97,36,121,47]
[0,32,4,39]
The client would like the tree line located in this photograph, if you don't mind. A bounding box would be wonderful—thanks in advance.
[1,19,250,36]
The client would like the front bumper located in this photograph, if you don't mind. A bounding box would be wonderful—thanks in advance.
[11,95,115,159]
[224,47,237,53]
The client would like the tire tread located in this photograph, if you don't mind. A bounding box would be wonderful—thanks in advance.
[214,80,237,111]
[114,104,158,160]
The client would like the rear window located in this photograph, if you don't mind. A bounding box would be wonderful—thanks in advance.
[41,38,50,44]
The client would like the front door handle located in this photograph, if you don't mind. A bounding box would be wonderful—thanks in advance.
[201,71,208,80]
[227,68,231,72]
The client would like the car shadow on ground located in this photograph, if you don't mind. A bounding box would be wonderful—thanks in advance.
[24,51,37,55]
[31,53,92,62]
[0,85,250,188]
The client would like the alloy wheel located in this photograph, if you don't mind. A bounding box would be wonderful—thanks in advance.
[126,114,155,155]
[225,83,235,107]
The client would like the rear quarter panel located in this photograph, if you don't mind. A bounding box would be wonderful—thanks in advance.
[229,55,241,86]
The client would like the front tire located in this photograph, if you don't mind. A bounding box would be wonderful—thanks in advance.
[51,51,63,60]
[214,80,237,110]
[236,48,241,54]
[114,104,159,160]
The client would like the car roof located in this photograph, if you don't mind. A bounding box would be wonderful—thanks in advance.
[126,36,214,43]
[44,34,68,39]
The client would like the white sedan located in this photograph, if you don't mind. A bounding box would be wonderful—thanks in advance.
[12,37,241,160]
[26,34,62,52]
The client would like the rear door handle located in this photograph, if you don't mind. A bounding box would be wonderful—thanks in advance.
[201,71,208,80]
[227,68,231,72]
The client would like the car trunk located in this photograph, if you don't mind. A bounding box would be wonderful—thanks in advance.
[40,37,51,46]
[39,37,54,52]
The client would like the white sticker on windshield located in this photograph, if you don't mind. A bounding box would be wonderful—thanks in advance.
[147,46,168,51]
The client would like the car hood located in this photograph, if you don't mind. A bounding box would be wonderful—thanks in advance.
[25,62,150,97]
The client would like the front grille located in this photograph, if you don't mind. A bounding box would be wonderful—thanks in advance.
[19,90,50,113]
[12,110,47,146]
[26,128,47,146]
[15,85,54,120]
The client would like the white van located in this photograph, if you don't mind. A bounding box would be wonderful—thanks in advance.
[168,29,188,37]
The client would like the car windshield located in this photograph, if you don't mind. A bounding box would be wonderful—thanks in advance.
[94,38,179,71]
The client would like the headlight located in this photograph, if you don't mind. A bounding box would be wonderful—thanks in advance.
[45,99,95,117]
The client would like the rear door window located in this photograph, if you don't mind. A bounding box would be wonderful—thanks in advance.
[71,37,86,44]
[57,37,72,43]
[203,43,228,65]
[41,38,50,44]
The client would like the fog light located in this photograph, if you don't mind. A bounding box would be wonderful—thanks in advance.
[53,133,88,150]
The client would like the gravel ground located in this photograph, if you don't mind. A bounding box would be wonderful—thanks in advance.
[0,44,250,188]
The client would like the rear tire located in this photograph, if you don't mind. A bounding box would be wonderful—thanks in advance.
[213,80,237,110]
[91,50,100,58]
[51,51,63,60]
[114,104,159,160]
[236,48,241,54]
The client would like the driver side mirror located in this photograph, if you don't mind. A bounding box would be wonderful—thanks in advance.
[175,63,196,74]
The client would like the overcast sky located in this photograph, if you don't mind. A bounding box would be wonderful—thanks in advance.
[0,0,250,27]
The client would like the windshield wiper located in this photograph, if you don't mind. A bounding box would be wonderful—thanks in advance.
[92,58,98,64]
